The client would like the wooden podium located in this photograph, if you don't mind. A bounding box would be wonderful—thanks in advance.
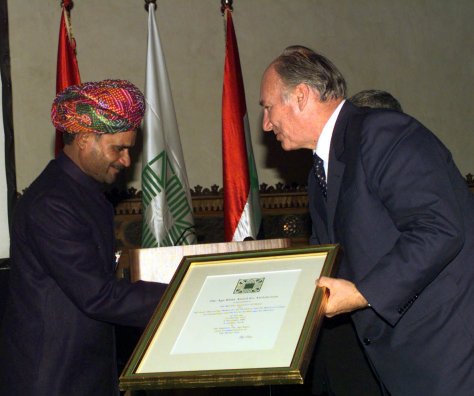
[124,238,291,284]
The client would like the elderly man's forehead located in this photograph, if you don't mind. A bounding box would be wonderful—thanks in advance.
[260,68,284,98]
[262,66,281,84]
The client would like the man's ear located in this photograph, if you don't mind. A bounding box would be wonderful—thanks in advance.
[294,83,310,111]
[76,133,92,150]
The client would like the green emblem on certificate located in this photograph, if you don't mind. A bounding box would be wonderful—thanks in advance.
[233,278,265,294]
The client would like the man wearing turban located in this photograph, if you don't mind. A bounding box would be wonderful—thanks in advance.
[0,80,166,395]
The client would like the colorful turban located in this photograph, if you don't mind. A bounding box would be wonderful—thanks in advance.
[51,79,145,134]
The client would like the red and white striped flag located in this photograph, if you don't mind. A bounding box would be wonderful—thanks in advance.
[222,7,261,242]
[54,0,81,157]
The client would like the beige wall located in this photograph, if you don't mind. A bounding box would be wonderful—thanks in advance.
[8,0,474,191]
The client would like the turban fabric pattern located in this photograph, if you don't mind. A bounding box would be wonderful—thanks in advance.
[51,79,145,134]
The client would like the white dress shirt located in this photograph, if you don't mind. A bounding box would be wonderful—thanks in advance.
[314,99,345,181]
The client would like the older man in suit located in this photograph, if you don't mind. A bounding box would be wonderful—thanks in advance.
[260,46,474,395]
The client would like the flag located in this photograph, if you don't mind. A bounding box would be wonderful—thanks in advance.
[54,0,81,157]
[222,8,262,242]
[141,6,195,248]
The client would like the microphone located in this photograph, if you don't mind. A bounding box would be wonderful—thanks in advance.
[173,225,197,246]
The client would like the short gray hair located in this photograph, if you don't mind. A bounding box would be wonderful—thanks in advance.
[271,45,347,101]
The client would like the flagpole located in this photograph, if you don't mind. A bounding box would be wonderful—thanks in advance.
[221,0,233,14]
[144,0,156,11]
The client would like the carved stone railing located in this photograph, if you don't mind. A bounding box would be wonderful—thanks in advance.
[111,174,474,250]
[112,183,312,249]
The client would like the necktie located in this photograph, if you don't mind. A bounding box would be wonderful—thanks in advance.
[313,153,327,199]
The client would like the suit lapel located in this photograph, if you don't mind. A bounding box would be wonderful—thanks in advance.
[327,155,344,242]
[326,102,364,242]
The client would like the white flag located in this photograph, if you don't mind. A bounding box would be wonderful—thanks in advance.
[141,7,195,247]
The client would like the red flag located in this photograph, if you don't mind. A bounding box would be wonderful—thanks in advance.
[222,8,261,241]
[54,0,81,157]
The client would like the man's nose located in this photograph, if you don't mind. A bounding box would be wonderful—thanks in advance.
[119,150,131,168]
[262,112,273,132]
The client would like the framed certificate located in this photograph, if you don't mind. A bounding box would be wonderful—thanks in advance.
[120,244,340,391]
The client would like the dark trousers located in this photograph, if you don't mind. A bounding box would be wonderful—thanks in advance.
[311,314,382,396]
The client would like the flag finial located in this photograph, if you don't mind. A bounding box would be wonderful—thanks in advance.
[61,0,73,11]
[145,0,157,12]
[221,0,233,15]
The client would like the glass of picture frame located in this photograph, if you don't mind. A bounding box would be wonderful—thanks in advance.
[120,244,340,391]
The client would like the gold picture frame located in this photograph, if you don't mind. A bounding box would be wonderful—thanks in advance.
[120,244,340,391]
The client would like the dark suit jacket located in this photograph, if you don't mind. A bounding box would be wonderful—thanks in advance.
[0,153,166,396]
[309,101,474,395]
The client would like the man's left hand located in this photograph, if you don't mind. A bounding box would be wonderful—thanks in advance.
[317,276,369,317]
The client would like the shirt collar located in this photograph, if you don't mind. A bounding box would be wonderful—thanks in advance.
[56,151,104,193]
[315,99,345,178]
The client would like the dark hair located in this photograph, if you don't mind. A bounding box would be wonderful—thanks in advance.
[62,132,103,146]
[62,132,76,145]
[349,89,402,112]
[271,45,347,101]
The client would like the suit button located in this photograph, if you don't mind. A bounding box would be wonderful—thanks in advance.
[398,308,403,314]
[363,337,371,345]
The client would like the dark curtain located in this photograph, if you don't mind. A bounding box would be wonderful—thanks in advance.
[0,0,16,235]
[1,0,15,319]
